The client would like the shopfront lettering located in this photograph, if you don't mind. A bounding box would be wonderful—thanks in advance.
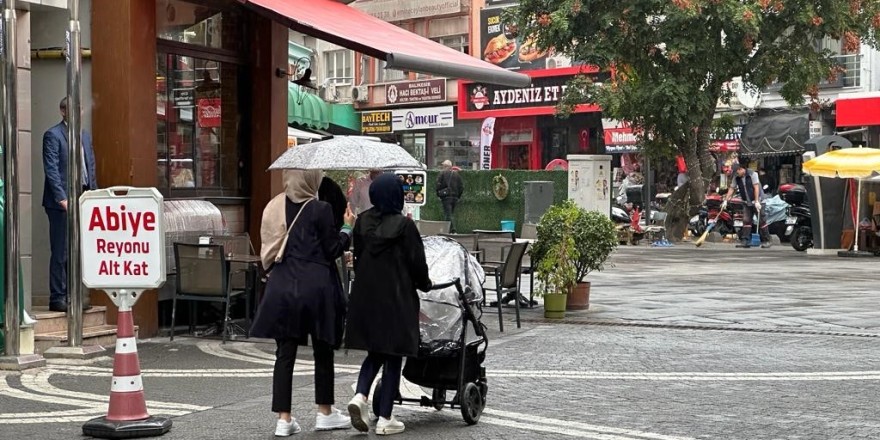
[362,112,391,123]
[88,206,156,238]
[492,85,568,106]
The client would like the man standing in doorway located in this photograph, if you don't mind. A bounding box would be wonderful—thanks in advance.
[42,97,97,312]
[436,160,463,233]
[726,162,770,249]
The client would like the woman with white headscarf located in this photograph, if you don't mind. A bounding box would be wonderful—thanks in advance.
[251,169,356,436]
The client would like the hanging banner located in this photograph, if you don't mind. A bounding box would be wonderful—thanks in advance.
[480,117,496,170]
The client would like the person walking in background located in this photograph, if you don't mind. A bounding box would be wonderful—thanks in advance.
[436,160,463,233]
[346,174,432,436]
[42,97,97,313]
[350,169,382,215]
[251,169,356,436]
[726,163,771,249]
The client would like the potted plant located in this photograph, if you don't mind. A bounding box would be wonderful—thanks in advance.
[534,221,578,319]
[531,200,618,310]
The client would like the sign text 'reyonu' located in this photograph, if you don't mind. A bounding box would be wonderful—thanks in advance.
[80,187,166,289]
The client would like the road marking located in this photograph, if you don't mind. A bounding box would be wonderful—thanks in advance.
[487,369,880,381]
[484,408,695,440]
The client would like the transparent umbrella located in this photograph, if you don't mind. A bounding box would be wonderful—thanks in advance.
[268,136,423,171]
[803,147,880,252]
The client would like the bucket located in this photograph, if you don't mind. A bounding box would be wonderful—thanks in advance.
[500,220,516,232]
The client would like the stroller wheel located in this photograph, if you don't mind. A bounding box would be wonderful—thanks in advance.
[479,382,488,406]
[432,388,446,411]
[460,382,483,425]
[372,379,383,418]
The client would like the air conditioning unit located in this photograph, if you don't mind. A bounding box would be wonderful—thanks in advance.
[321,83,338,102]
[352,85,369,102]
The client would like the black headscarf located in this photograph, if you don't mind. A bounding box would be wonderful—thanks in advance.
[369,173,404,215]
[319,176,347,229]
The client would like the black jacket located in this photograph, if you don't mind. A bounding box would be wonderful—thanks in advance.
[436,170,463,200]
[344,209,431,356]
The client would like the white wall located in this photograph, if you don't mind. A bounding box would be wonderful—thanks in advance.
[28,0,91,302]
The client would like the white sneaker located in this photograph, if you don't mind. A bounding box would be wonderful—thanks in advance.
[347,394,370,433]
[376,416,405,435]
[274,418,302,437]
[315,407,351,431]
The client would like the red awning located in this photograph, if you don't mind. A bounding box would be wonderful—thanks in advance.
[241,0,530,87]
[836,95,880,127]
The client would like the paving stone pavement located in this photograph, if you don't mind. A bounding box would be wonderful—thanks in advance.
[2,245,880,439]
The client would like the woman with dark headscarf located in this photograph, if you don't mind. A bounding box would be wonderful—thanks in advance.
[251,169,356,436]
[345,174,432,436]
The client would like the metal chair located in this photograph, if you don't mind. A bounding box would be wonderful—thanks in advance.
[211,233,255,290]
[415,219,451,236]
[439,233,482,261]
[482,241,529,332]
[172,243,251,343]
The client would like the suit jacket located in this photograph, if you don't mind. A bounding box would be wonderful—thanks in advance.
[42,121,97,210]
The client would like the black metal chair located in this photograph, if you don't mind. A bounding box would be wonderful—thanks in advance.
[172,243,251,343]
[482,241,529,332]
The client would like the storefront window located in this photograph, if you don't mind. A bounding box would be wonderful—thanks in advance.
[374,58,407,83]
[156,53,242,194]
[431,34,469,54]
[157,0,241,52]
[400,133,427,165]
[432,122,481,169]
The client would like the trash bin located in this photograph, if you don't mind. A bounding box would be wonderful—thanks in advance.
[500,220,516,232]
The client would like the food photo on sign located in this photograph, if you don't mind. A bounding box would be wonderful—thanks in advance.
[480,7,549,71]
[395,171,427,206]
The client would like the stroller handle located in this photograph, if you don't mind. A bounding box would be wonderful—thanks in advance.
[429,278,461,291]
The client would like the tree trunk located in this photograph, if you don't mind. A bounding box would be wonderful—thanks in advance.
[664,113,717,241]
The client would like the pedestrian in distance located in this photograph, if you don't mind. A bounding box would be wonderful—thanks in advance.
[42,97,97,313]
[726,163,771,249]
[436,160,463,233]
[251,169,356,436]
[351,169,383,215]
[346,173,433,436]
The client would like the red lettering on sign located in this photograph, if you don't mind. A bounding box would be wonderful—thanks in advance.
[88,205,156,237]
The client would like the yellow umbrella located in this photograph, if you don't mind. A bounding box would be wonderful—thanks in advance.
[802,147,880,252]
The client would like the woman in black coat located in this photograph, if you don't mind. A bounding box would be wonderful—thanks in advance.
[251,169,356,436]
[345,174,432,436]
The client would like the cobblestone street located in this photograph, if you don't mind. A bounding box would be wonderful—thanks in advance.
[3,246,880,439]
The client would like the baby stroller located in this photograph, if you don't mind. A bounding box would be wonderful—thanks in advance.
[371,236,489,425]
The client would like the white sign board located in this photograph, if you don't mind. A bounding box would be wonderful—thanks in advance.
[80,187,166,289]
[567,155,612,216]
[391,106,454,132]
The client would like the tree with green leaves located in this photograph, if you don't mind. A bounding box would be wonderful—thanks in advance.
[508,0,880,238]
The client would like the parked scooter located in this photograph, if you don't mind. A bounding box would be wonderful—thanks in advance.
[779,183,812,251]
[689,193,743,238]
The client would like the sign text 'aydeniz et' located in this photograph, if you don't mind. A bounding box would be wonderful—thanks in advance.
[80,187,166,289]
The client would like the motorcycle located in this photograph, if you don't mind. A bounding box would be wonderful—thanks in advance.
[779,183,812,251]
[689,194,743,238]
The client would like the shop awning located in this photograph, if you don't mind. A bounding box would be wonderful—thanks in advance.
[288,126,325,140]
[288,83,330,129]
[241,0,530,87]
[739,111,809,157]
[329,104,361,133]
[836,93,880,127]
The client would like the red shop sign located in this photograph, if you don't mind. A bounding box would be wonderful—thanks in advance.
[198,98,221,128]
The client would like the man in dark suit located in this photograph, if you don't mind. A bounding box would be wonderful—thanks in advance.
[42,97,97,312]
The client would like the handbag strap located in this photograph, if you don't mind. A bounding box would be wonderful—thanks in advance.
[275,199,312,263]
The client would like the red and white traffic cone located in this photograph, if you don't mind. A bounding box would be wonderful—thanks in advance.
[83,290,171,439]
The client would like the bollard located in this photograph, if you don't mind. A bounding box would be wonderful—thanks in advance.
[82,290,171,439]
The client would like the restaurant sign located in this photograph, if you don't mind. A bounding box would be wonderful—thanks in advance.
[464,71,610,113]
[386,79,446,105]
[361,111,393,134]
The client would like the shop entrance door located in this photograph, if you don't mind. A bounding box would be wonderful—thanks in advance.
[506,144,530,169]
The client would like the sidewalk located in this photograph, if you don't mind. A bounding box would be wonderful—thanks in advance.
[504,244,880,335]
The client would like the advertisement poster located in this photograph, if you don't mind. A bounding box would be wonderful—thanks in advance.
[395,170,427,206]
[197,98,221,128]
[480,117,496,170]
[385,79,446,105]
[480,7,549,71]
[391,106,455,131]
[361,111,394,134]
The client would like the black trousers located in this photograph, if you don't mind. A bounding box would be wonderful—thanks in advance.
[741,204,770,243]
[441,197,458,233]
[272,338,335,412]
[355,352,403,419]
